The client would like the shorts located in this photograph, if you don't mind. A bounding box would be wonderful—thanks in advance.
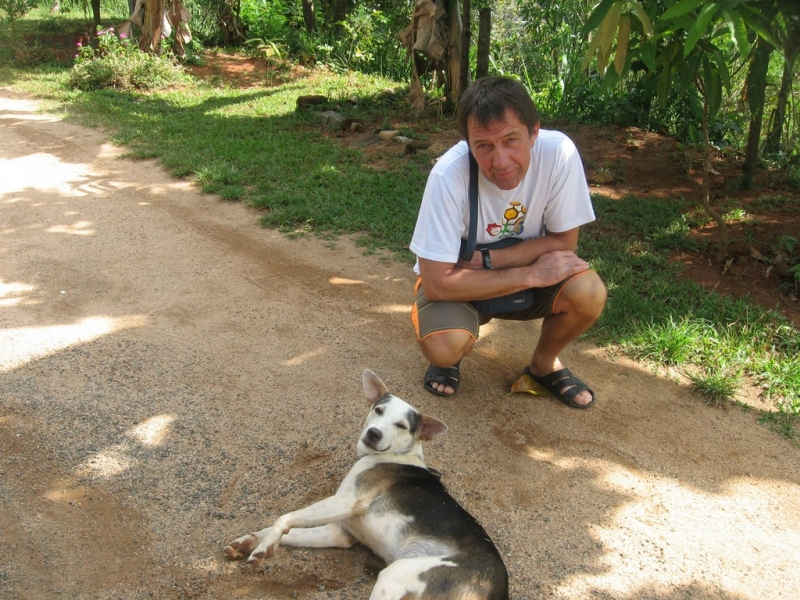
[411,271,594,341]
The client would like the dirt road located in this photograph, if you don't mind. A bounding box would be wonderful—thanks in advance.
[2,90,799,600]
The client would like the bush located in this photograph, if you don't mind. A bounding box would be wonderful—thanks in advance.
[66,27,189,91]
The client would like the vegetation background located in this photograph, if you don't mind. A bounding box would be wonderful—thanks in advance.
[1,0,798,437]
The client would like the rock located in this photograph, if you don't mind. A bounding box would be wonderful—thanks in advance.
[296,95,327,109]
[426,143,447,157]
[318,110,347,130]
[378,130,400,141]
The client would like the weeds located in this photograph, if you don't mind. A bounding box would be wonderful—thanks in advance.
[67,27,189,91]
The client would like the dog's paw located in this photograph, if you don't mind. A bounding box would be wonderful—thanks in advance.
[223,534,258,560]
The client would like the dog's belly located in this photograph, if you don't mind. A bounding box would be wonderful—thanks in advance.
[343,513,454,565]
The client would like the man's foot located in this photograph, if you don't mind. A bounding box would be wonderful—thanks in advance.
[423,362,461,397]
[524,365,595,408]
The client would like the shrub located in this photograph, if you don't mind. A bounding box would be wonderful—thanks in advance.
[66,27,189,91]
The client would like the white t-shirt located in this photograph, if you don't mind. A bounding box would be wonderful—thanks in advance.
[409,130,594,272]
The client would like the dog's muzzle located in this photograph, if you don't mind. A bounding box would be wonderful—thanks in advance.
[362,427,383,451]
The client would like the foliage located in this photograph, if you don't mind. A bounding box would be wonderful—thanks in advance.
[238,0,287,43]
[0,0,38,29]
[67,26,189,90]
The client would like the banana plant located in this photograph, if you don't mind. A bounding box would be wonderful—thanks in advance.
[581,0,779,262]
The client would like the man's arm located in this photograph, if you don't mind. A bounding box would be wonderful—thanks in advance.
[457,228,580,271]
[419,228,590,302]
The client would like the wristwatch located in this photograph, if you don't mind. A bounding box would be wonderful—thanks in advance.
[481,248,493,270]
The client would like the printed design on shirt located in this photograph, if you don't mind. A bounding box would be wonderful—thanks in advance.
[486,201,526,240]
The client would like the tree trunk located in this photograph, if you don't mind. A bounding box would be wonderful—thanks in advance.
[331,0,350,38]
[139,0,165,53]
[459,0,471,96]
[742,38,772,183]
[91,0,100,28]
[476,6,490,79]
[765,31,799,154]
[301,0,317,33]
[445,0,462,103]
[701,89,728,263]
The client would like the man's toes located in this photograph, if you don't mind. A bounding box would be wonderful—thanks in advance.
[573,388,593,406]
[432,381,454,395]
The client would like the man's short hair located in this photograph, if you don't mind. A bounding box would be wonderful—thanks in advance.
[456,76,540,140]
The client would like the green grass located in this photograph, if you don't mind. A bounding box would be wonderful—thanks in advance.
[2,56,798,439]
[582,194,800,427]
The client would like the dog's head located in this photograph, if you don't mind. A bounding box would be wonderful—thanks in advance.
[357,369,447,459]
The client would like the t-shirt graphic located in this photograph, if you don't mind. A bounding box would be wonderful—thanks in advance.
[486,201,526,241]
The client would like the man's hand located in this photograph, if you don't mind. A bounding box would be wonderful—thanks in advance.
[528,250,590,288]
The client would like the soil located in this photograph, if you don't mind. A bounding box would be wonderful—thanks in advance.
[2,57,800,600]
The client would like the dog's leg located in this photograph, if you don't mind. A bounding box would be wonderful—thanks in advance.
[224,493,363,565]
[281,524,357,548]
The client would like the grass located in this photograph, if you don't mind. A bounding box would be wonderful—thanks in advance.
[2,46,798,440]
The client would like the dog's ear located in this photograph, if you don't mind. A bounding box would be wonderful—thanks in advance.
[362,369,389,404]
[418,415,448,441]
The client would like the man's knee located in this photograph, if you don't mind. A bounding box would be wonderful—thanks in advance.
[557,271,607,319]
[419,330,475,366]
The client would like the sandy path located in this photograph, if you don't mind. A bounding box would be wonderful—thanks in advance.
[1,90,799,600]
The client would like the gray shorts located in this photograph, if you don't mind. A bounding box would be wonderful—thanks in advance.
[411,272,592,340]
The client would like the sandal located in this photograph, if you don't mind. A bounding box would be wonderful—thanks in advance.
[424,362,461,397]
[524,366,595,409]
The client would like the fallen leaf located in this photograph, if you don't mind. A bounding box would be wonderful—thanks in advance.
[749,246,765,261]
[509,373,552,397]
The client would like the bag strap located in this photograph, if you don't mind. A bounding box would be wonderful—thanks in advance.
[459,151,479,261]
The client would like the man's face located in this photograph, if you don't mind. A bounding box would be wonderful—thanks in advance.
[467,108,538,190]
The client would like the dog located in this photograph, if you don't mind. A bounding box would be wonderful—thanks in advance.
[224,369,509,600]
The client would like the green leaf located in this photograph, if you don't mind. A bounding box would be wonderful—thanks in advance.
[661,0,704,21]
[599,1,625,56]
[702,56,722,117]
[707,42,731,91]
[631,2,653,37]
[581,0,619,35]
[678,51,702,96]
[684,3,718,57]
[639,40,656,72]
[614,15,631,75]
[657,64,672,109]
[722,8,750,58]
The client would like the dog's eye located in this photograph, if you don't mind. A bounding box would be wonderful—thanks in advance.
[374,407,384,415]
[395,422,408,430]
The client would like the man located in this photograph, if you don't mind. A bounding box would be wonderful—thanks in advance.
[409,76,607,408]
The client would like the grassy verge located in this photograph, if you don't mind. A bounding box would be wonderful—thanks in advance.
[2,59,798,441]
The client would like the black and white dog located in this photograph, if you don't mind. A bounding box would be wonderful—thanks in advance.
[224,369,509,600]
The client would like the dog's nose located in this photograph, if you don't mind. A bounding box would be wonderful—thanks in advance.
[366,427,382,443]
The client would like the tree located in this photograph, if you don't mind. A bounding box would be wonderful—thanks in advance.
[400,0,462,113]
[139,0,165,53]
[475,2,490,79]
[582,0,778,262]
[765,0,800,155]
[301,0,317,33]
[459,0,471,94]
